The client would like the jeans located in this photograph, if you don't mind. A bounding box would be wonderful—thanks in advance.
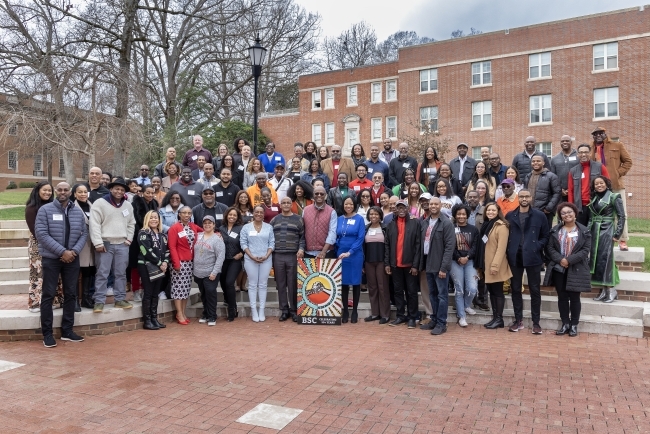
[195,275,219,320]
[219,259,241,316]
[450,259,478,319]
[41,257,80,337]
[427,272,450,326]
[510,249,543,324]
[94,243,130,304]
[273,252,298,314]
[244,256,273,312]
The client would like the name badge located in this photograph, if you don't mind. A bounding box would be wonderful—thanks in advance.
[403,190,408,195]
[216,191,224,197]
[347,219,356,225]
[229,232,238,239]
[216,214,223,220]
[271,207,278,212]
[581,173,585,179]
[334,164,339,170]
[354,186,360,191]
[369,229,377,235]
[53,213,63,221]
[188,190,195,195]
[482,235,489,243]
[122,209,129,217]
[238,165,244,170]
[403,163,410,168]
[249,230,258,236]
[84,212,90,218]
[178,231,187,238]
[368,168,373,173]
[568,232,578,238]
[192,155,198,161]
[455,227,460,234]
[568,156,577,161]
[275,156,281,161]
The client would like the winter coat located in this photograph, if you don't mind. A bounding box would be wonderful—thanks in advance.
[523,169,562,214]
[483,220,512,284]
[590,139,632,190]
[448,156,477,187]
[511,150,550,180]
[74,200,95,267]
[420,215,455,274]
[35,200,88,259]
[505,207,549,267]
[384,215,421,269]
[543,222,592,292]
[327,187,357,216]
[588,190,625,287]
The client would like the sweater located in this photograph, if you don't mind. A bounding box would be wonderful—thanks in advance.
[193,232,226,278]
[270,214,305,253]
[89,195,136,248]
[240,222,275,256]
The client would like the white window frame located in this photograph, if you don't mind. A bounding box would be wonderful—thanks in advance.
[386,80,397,101]
[371,82,382,103]
[7,124,17,136]
[472,145,493,160]
[33,154,43,172]
[529,52,551,79]
[386,116,397,139]
[420,106,438,133]
[311,124,322,145]
[324,88,334,109]
[325,123,335,144]
[471,101,492,130]
[371,118,382,141]
[312,90,321,110]
[529,95,552,125]
[471,61,491,87]
[536,142,552,157]
[593,87,619,120]
[347,85,357,106]
[7,150,17,171]
[593,42,618,72]
[419,68,438,93]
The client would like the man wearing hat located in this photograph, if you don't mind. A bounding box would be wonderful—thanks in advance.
[449,143,477,193]
[496,179,520,216]
[89,177,136,312]
[418,192,432,219]
[385,199,421,329]
[269,162,293,202]
[590,127,632,250]
[511,136,550,180]
[192,184,229,229]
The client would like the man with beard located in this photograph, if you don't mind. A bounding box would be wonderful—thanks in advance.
[321,144,355,186]
[154,147,178,177]
[327,173,357,216]
[213,168,240,207]
[366,144,390,187]
[550,135,579,203]
[523,155,561,229]
[511,136,550,180]
[378,138,399,165]
[169,167,204,209]
[193,184,228,229]
[303,186,337,259]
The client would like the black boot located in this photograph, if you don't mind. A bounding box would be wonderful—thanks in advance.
[351,285,360,323]
[484,294,497,328]
[74,299,82,312]
[486,296,505,329]
[556,323,571,335]
[149,294,166,328]
[341,286,349,323]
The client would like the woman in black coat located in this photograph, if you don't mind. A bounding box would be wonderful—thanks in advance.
[129,184,159,301]
[543,202,592,337]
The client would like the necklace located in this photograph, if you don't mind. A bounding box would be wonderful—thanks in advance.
[253,222,263,231]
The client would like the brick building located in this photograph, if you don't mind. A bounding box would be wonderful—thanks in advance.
[260,7,650,217]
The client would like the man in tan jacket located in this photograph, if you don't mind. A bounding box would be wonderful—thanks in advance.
[590,127,632,250]
[320,145,355,186]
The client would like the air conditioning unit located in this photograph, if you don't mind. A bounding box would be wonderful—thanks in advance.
[33,171,44,176]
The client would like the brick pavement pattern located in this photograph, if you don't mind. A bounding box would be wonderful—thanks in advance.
[0,321,649,433]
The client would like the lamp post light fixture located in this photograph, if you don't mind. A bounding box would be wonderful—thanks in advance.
[248,36,267,155]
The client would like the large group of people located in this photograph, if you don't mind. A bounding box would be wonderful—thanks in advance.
[27,127,630,347]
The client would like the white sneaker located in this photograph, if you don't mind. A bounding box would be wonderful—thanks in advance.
[208,320,216,326]
[259,312,266,322]
[28,307,40,313]
[106,287,114,297]
[251,309,259,322]
[458,318,468,327]
[158,291,168,300]
[133,290,143,302]
[198,317,207,323]
[465,307,476,315]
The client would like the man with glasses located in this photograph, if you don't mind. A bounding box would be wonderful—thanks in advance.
[487,153,507,184]
[349,163,374,192]
[135,165,151,185]
[388,142,418,187]
[550,135,579,203]
[193,184,228,229]
[258,142,286,174]
[36,182,88,347]
[590,127,632,250]
[321,144,355,186]
[568,144,610,226]
[496,179,519,216]
[302,186,337,259]
[378,138,399,165]
[505,188,549,334]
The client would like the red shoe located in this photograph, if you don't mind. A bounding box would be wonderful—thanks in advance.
[176,316,189,325]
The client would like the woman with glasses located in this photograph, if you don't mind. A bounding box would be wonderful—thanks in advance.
[430,163,463,198]
[356,189,373,224]
[287,157,306,183]
[494,166,524,200]
[159,191,185,233]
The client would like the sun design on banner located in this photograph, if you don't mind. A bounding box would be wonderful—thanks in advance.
[297,259,342,318]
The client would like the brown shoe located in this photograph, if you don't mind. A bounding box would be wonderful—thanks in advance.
[532,324,543,334]
[619,241,629,251]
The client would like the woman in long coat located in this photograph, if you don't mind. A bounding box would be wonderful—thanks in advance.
[587,176,625,303]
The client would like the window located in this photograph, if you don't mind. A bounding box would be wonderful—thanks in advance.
[59,157,65,177]
[594,42,618,71]
[325,123,335,144]
[371,118,382,141]
[420,68,438,92]
[324,88,334,109]
[82,158,89,177]
[7,124,17,136]
[420,106,438,132]
[312,91,321,109]
[594,87,619,119]
[471,61,491,86]
[33,154,42,172]
[386,80,397,101]
[472,101,492,129]
[7,150,16,170]
[529,52,551,78]
[471,146,492,160]
[312,124,321,145]
[530,95,552,124]
[386,116,397,139]
[347,85,357,106]
[371,82,382,103]
[536,142,552,157]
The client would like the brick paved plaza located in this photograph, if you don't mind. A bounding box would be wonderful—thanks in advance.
[0,320,649,433]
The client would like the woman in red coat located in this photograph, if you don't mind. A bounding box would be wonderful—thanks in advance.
[167,206,202,324]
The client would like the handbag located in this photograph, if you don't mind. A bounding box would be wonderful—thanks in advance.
[146,262,165,281]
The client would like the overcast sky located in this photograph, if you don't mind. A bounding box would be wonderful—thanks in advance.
[294,0,643,41]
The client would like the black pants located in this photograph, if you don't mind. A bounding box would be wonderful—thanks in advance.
[577,208,590,227]
[220,259,241,317]
[137,264,163,317]
[474,277,487,305]
[273,252,298,314]
[41,257,79,337]
[392,267,419,320]
[486,281,505,317]
[342,285,360,313]
[195,275,219,320]
[510,249,543,324]
[553,270,581,325]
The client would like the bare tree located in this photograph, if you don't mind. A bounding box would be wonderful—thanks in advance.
[399,119,452,164]
[451,27,482,38]
[322,21,377,70]
[374,31,433,63]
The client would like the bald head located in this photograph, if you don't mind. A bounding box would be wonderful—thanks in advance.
[88,167,102,187]
[560,135,573,152]
[54,182,71,204]
[524,136,536,153]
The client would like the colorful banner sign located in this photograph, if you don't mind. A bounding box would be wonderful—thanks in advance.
[296,258,342,325]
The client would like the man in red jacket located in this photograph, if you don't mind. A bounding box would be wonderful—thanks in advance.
[568,144,609,226]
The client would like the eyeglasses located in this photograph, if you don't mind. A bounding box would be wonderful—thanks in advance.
[314,192,325,196]
[203,191,214,195]
[560,210,575,216]
[331,150,340,154]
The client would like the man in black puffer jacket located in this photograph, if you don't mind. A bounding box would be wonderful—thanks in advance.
[523,155,561,229]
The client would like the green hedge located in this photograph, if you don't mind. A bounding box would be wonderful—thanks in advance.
[18,181,37,189]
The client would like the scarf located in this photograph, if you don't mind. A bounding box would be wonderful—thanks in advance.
[475,217,497,272]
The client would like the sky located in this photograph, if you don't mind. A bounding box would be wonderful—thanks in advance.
[293,0,644,41]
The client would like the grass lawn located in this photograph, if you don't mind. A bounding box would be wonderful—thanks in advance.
[628,217,650,234]
[0,189,30,205]
[627,236,650,272]
[0,206,24,220]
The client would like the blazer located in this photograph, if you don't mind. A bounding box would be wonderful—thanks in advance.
[505,207,549,267]
[320,157,355,186]
[590,139,632,190]
[167,222,202,269]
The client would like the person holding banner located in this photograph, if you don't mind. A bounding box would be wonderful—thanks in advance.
[336,197,366,323]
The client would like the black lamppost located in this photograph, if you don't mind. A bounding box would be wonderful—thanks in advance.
[248,36,267,155]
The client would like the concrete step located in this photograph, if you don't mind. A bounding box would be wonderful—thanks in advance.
[0,247,27,258]
[614,247,645,264]
[0,280,29,295]
[502,294,644,319]
[0,257,29,269]
[0,228,30,240]
[0,268,30,285]
[0,221,27,230]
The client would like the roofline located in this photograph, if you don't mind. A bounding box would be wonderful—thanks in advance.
[300,60,399,79]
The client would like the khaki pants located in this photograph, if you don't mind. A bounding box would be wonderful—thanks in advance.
[613,188,629,241]
[419,271,433,316]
